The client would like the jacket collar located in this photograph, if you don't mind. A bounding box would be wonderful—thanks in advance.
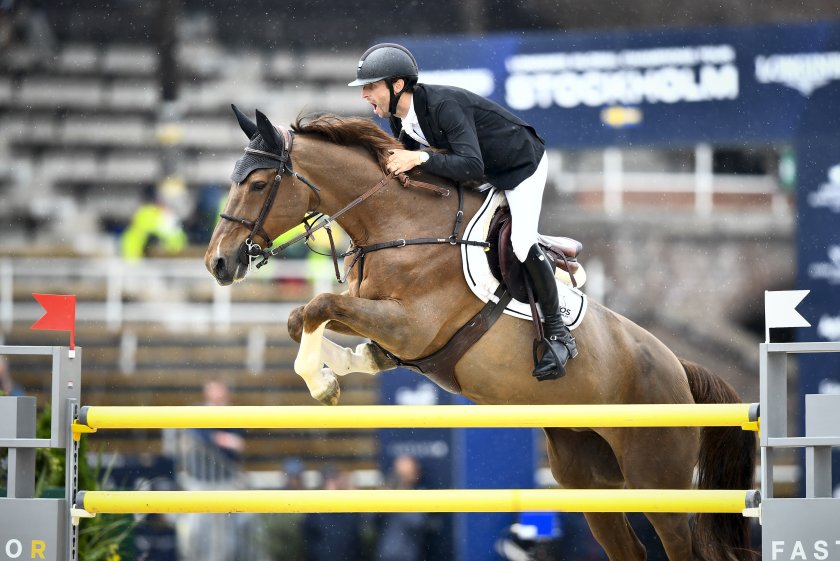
[410,85,438,147]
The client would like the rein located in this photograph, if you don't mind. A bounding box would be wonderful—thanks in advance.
[220,130,490,280]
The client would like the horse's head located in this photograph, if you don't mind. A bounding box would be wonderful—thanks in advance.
[205,105,313,285]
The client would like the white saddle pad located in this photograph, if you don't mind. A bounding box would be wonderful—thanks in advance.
[460,189,587,329]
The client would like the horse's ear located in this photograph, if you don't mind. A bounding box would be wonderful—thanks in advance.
[231,104,258,139]
[255,109,284,151]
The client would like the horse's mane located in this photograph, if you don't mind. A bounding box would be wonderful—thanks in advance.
[292,114,401,171]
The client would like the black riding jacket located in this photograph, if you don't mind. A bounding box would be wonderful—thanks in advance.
[389,84,545,190]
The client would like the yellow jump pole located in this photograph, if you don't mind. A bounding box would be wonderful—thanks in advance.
[75,403,759,435]
[75,489,760,515]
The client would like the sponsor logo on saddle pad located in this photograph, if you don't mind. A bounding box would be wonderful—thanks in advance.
[460,189,587,329]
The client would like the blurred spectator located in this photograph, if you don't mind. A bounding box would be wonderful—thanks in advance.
[283,457,306,490]
[184,183,226,244]
[191,379,245,464]
[302,466,363,561]
[374,455,429,561]
[178,380,250,561]
[0,355,24,396]
[261,458,308,561]
[121,184,187,262]
[0,0,56,60]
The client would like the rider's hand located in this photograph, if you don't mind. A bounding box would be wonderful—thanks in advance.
[386,149,425,175]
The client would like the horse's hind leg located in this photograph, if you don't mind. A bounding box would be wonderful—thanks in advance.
[619,427,701,561]
[543,428,646,561]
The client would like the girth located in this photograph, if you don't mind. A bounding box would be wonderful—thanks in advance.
[373,285,513,393]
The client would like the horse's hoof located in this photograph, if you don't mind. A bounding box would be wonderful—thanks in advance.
[313,368,340,406]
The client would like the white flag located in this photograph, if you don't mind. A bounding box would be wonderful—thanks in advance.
[765,290,811,329]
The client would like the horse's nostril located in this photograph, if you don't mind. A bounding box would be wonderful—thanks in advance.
[214,257,226,277]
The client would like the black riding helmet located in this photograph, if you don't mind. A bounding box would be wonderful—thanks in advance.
[348,43,419,115]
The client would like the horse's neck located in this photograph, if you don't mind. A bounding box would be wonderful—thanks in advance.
[297,140,468,245]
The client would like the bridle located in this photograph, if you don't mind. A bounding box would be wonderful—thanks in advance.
[219,126,489,283]
[219,127,318,266]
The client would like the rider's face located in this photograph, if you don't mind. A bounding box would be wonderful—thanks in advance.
[361,79,403,118]
[361,80,390,117]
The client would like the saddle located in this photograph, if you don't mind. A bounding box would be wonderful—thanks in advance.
[373,198,584,395]
[485,207,583,303]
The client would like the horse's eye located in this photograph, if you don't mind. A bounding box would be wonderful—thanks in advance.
[251,182,267,192]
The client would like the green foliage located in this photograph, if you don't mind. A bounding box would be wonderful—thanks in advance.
[32,405,135,561]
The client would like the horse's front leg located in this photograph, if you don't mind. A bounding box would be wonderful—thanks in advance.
[288,303,399,375]
[292,293,415,405]
[320,338,397,377]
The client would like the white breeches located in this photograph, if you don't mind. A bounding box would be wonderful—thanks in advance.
[503,152,548,262]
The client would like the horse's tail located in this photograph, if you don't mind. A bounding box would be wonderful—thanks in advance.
[681,358,758,561]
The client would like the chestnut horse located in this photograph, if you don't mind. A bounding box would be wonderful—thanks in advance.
[205,107,756,561]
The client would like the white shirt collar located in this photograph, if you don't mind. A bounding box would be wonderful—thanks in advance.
[401,96,428,146]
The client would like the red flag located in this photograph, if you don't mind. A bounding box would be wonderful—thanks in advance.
[32,294,76,349]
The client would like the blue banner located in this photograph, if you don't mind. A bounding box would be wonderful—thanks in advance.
[795,134,840,495]
[391,21,840,148]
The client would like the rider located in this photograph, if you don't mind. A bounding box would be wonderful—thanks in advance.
[348,43,577,381]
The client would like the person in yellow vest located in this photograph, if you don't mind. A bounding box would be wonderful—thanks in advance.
[121,185,187,261]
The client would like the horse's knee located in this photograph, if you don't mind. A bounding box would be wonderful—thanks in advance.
[302,293,335,332]
[288,305,305,342]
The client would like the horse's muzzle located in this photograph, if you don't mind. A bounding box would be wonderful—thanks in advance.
[211,244,252,285]
[213,251,252,286]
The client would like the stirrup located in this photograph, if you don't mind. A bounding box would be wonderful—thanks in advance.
[531,337,570,381]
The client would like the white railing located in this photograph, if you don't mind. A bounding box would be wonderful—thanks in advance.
[0,256,338,332]
[548,145,792,217]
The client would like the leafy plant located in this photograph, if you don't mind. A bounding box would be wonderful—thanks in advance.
[33,405,136,561]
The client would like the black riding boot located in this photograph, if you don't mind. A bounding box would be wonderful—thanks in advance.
[523,244,578,381]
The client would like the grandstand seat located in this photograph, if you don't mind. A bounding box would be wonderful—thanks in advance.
[320,85,367,115]
[300,52,359,82]
[56,44,100,74]
[179,119,241,149]
[184,153,241,185]
[2,46,37,73]
[107,80,160,112]
[264,52,297,81]
[0,78,13,107]
[60,116,152,147]
[101,154,161,183]
[101,45,158,76]
[0,115,58,147]
[40,153,100,181]
[177,43,226,79]
[17,77,104,109]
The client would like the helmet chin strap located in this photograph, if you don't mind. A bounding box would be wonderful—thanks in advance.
[386,79,404,116]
